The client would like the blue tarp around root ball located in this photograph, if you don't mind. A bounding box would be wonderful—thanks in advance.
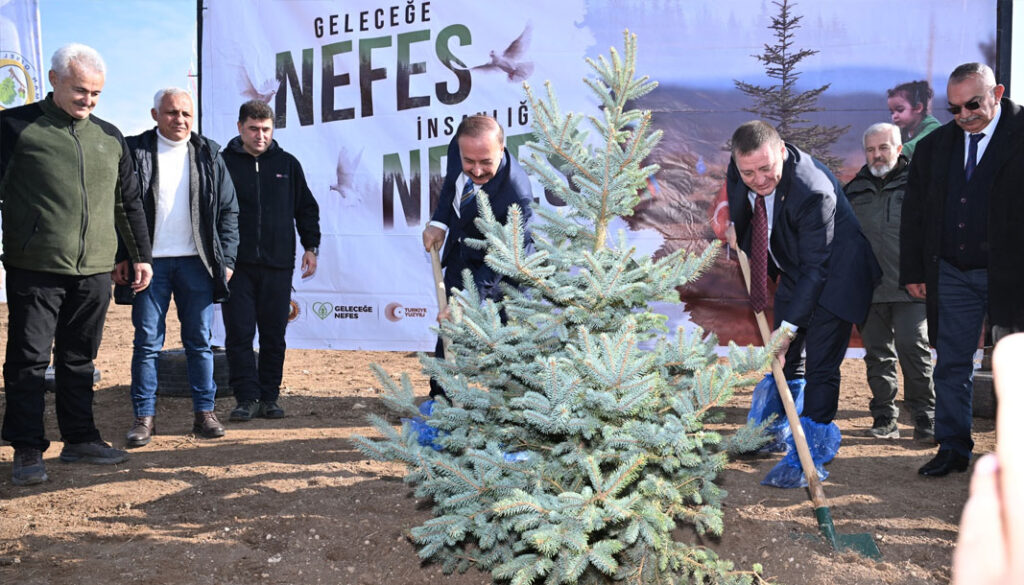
[404,399,445,451]
[747,373,805,453]
[404,399,532,462]
[761,416,842,488]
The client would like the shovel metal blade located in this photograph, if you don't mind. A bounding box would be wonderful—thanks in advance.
[815,507,881,559]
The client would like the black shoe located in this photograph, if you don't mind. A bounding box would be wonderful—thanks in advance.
[59,440,128,464]
[12,448,48,486]
[913,414,936,445]
[193,411,225,438]
[870,417,899,439]
[918,449,970,477]
[229,400,260,422]
[258,400,285,419]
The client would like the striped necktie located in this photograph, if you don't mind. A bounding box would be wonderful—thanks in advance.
[460,180,476,207]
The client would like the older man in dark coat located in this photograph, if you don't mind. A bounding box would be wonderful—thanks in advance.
[901,62,1024,477]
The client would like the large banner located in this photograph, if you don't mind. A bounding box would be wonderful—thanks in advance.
[201,0,996,351]
[0,0,45,302]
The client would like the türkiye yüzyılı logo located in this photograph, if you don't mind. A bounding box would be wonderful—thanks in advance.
[384,302,428,322]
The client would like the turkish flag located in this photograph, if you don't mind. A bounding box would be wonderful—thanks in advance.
[709,183,730,242]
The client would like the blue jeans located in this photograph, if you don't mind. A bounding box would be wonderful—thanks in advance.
[130,256,216,415]
[933,260,987,457]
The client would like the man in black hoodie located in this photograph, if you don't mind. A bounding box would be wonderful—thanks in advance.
[221,100,320,422]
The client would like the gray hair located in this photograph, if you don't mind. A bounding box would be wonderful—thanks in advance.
[153,87,192,111]
[949,62,996,87]
[862,122,901,148]
[50,43,106,79]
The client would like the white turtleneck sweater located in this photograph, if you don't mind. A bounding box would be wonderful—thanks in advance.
[152,131,199,258]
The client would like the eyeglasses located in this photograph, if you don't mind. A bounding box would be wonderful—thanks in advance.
[947,98,983,116]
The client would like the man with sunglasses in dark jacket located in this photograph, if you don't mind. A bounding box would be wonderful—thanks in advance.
[901,62,1024,477]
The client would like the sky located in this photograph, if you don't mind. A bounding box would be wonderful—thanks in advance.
[39,0,197,135]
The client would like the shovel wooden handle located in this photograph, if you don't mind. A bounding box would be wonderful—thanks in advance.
[429,248,454,362]
[735,245,830,509]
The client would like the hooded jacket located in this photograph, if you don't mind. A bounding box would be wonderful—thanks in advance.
[125,128,239,302]
[221,137,320,269]
[0,93,152,274]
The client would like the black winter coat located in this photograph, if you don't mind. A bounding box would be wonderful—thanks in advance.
[222,138,320,269]
[125,129,239,302]
[900,97,1024,344]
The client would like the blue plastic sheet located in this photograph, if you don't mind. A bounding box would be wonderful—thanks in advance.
[747,373,805,453]
[406,400,533,461]
[404,399,445,451]
[761,416,842,488]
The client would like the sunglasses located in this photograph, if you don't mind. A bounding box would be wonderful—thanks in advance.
[947,98,983,116]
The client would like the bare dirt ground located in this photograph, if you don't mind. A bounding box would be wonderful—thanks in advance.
[0,302,994,585]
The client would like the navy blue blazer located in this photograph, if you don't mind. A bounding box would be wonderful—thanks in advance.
[727,144,881,327]
[431,136,533,300]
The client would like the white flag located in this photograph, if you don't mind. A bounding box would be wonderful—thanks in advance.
[0,0,44,300]
[0,0,44,111]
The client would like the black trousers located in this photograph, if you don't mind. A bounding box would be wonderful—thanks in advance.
[429,252,471,400]
[429,252,504,400]
[222,263,292,403]
[2,268,110,451]
[774,300,853,424]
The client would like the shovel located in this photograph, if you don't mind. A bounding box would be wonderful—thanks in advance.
[429,247,454,362]
[733,244,881,558]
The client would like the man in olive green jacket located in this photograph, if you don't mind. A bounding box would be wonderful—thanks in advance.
[0,44,153,486]
[846,123,935,443]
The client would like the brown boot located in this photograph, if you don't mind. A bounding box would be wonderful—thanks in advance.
[192,411,225,438]
[125,416,155,447]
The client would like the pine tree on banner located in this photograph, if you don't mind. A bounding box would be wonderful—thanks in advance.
[733,0,848,173]
[352,32,777,585]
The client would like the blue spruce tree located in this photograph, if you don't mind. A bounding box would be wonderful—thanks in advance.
[353,32,776,585]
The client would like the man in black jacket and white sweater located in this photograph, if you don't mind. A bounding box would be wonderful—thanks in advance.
[221,100,321,422]
[117,87,239,447]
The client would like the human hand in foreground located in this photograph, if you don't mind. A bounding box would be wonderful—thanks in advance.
[952,333,1024,585]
